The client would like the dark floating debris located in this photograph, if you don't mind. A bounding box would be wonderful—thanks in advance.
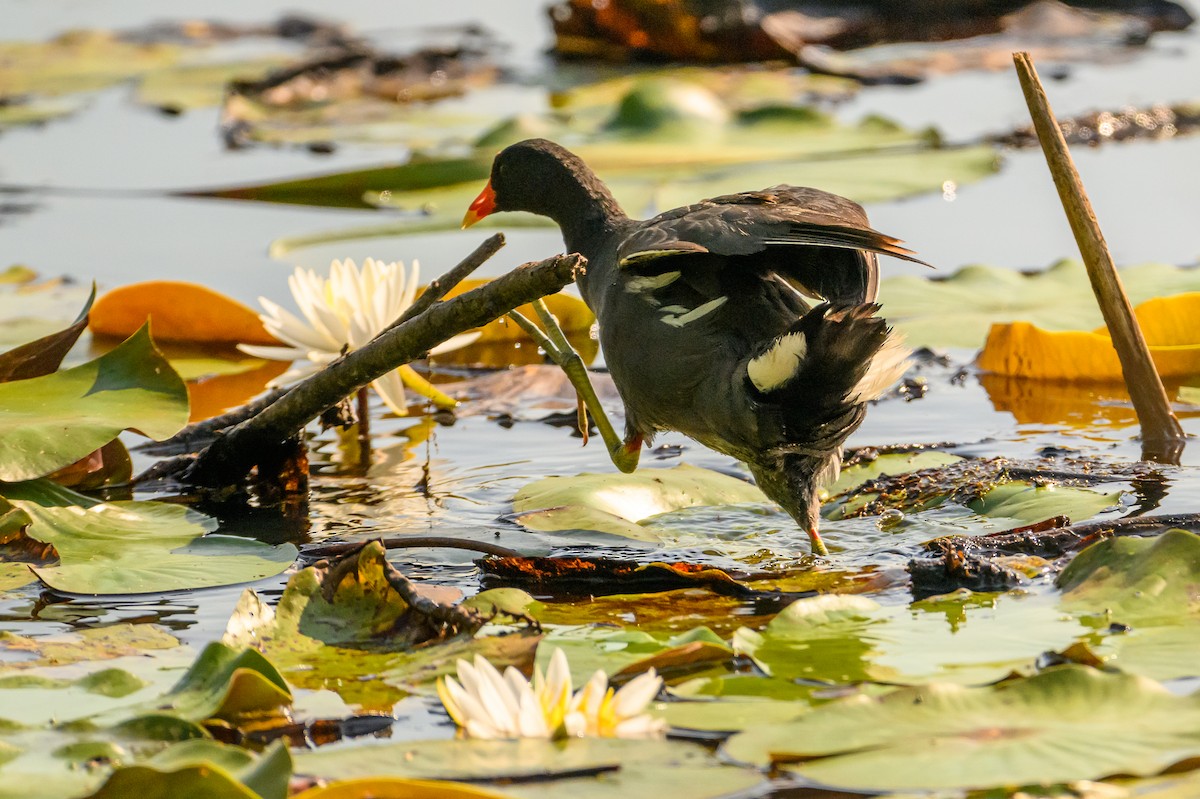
[993,102,1200,148]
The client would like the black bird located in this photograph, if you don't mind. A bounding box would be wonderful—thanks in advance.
[464,138,923,553]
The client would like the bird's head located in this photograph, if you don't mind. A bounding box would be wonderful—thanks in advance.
[747,451,839,548]
[462,139,620,230]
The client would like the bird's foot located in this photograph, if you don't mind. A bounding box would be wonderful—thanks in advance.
[509,300,637,474]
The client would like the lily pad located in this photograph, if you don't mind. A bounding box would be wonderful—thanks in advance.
[723,666,1200,791]
[510,464,766,540]
[294,737,763,799]
[1058,529,1200,624]
[733,591,1089,686]
[293,778,514,799]
[881,259,1200,350]
[0,31,180,97]
[0,325,188,481]
[535,626,731,688]
[4,479,297,595]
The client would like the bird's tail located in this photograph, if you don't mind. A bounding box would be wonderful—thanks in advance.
[747,303,909,467]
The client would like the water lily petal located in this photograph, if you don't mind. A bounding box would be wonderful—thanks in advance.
[236,344,307,361]
[612,714,667,739]
[257,297,337,353]
[370,369,410,416]
[474,656,521,734]
[430,331,482,356]
[611,669,662,718]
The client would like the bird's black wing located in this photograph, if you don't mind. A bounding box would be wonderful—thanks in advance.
[617,187,928,305]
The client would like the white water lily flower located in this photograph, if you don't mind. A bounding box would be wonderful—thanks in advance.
[437,648,666,740]
[238,258,478,415]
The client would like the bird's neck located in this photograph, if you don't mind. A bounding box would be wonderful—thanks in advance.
[553,180,628,262]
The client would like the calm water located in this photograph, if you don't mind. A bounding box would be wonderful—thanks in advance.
[2,0,1200,664]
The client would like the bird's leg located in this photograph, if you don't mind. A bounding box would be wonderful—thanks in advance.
[807,526,830,557]
[507,301,641,473]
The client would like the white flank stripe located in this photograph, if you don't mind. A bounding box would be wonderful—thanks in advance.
[748,331,807,392]
[848,332,910,403]
[624,271,682,293]
[660,296,728,328]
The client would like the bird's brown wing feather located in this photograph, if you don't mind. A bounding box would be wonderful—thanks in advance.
[618,187,930,268]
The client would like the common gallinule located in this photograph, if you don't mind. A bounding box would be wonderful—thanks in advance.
[464,138,924,554]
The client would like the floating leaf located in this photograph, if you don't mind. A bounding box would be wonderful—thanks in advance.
[89,739,291,799]
[134,59,287,111]
[536,626,731,689]
[979,292,1200,380]
[826,450,963,497]
[0,31,179,97]
[293,777,513,799]
[1058,529,1200,624]
[511,464,766,540]
[722,666,1200,791]
[0,325,188,481]
[733,590,1088,686]
[294,737,762,799]
[0,623,179,669]
[882,259,1200,349]
[148,642,291,722]
[4,479,296,595]
[90,281,280,345]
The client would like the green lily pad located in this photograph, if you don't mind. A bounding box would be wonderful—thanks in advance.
[294,737,763,799]
[536,625,731,689]
[652,697,807,732]
[4,479,297,595]
[734,590,1089,686]
[881,259,1200,349]
[1095,624,1200,681]
[0,97,81,128]
[0,325,188,481]
[146,642,291,722]
[722,665,1200,791]
[89,739,291,799]
[511,464,766,540]
[1058,529,1200,624]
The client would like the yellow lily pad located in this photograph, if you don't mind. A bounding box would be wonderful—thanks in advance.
[978,292,1200,380]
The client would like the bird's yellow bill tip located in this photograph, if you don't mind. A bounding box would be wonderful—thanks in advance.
[462,181,496,229]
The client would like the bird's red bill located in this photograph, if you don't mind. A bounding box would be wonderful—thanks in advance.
[462,181,496,228]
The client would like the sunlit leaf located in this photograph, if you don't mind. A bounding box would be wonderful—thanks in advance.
[511,464,767,540]
[3,479,296,595]
[90,281,280,345]
[722,666,1200,791]
[0,325,187,481]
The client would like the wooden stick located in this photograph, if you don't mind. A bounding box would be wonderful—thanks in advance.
[1013,52,1185,464]
[182,253,585,487]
